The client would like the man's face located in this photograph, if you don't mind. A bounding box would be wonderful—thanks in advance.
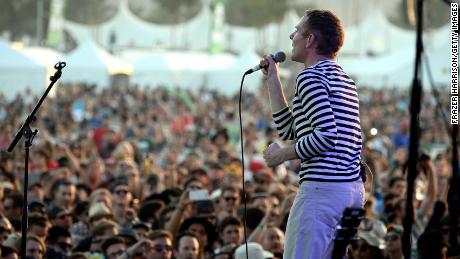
[3,198,19,218]
[220,190,239,210]
[148,237,173,259]
[289,15,310,63]
[176,236,199,259]
[29,224,48,240]
[112,184,132,207]
[54,184,76,208]
[391,180,406,197]
[220,224,242,246]
[26,240,44,259]
[262,228,284,253]
[384,231,402,253]
[53,211,72,229]
[187,223,208,248]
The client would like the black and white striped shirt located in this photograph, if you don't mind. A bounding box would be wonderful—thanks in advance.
[273,60,362,183]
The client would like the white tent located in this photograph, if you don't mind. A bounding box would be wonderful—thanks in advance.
[340,43,450,88]
[20,47,65,98]
[131,51,236,91]
[0,42,46,99]
[207,50,263,95]
[60,40,133,87]
[20,47,64,71]
[131,52,174,88]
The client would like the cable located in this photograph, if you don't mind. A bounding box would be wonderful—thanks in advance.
[238,72,249,259]
[360,159,374,205]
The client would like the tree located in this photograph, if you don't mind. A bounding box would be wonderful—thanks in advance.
[0,0,51,42]
[225,0,288,28]
[387,0,450,30]
[128,0,202,24]
[63,0,117,25]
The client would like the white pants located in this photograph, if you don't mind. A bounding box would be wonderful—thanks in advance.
[283,181,364,259]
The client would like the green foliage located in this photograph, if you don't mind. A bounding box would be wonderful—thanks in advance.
[387,0,450,30]
[128,0,202,24]
[63,0,118,25]
[0,0,51,41]
[225,0,288,28]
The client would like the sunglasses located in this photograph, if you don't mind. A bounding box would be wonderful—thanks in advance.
[224,196,237,202]
[115,189,129,195]
[351,241,369,252]
[153,245,173,252]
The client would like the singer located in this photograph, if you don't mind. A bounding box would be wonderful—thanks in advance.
[260,10,364,259]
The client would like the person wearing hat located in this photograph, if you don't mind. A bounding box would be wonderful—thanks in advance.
[48,206,73,230]
[88,202,114,226]
[138,200,165,229]
[28,200,47,216]
[131,220,152,240]
[234,242,274,259]
[349,227,386,259]
[28,213,49,241]
[118,227,139,247]
[45,226,72,259]
[383,225,404,259]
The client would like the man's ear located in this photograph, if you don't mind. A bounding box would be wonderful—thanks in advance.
[305,34,315,49]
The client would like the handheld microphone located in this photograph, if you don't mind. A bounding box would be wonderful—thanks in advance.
[244,51,286,75]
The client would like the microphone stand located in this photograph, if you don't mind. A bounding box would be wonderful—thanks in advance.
[7,62,66,258]
[403,0,423,258]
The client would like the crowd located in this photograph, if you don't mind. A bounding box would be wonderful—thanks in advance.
[0,82,456,259]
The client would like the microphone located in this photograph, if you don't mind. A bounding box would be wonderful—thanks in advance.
[244,51,286,75]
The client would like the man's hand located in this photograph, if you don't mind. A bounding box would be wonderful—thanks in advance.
[263,143,284,167]
[264,144,299,168]
[260,54,281,82]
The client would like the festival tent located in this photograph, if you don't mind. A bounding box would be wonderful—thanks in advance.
[0,41,46,99]
[21,47,64,71]
[207,49,263,95]
[132,51,236,91]
[130,51,175,88]
[340,47,414,88]
[20,47,65,97]
[60,40,133,87]
[340,42,450,89]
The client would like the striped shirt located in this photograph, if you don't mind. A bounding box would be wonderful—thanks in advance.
[272,60,362,183]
